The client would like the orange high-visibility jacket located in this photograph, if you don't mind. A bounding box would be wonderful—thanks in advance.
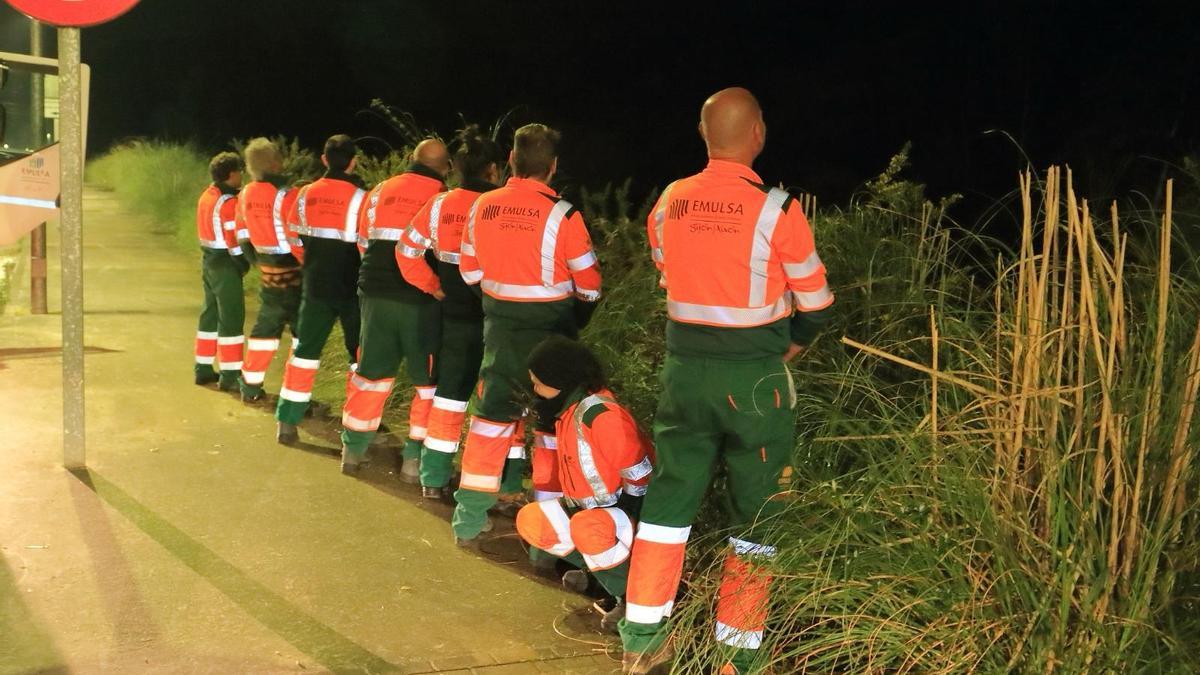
[398,184,484,295]
[459,177,601,302]
[355,168,444,298]
[357,170,443,251]
[534,389,654,509]
[236,181,300,261]
[285,176,368,266]
[196,184,241,255]
[649,159,832,327]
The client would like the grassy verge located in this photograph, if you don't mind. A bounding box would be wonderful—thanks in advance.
[86,140,211,252]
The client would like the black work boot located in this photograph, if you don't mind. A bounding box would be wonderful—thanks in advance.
[421,486,444,500]
[340,445,370,477]
[194,367,219,386]
[561,569,590,594]
[276,422,299,446]
[218,371,240,392]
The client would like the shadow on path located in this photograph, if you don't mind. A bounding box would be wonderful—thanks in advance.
[70,468,398,675]
[0,555,69,674]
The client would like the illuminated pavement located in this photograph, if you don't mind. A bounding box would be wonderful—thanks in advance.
[0,189,619,674]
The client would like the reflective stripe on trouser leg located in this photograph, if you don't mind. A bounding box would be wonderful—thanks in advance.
[217,335,245,372]
[507,418,527,458]
[625,523,692,624]
[420,398,467,488]
[457,417,514,492]
[452,417,516,539]
[194,331,217,365]
[425,397,468,453]
[241,338,279,386]
[515,499,575,557]
[408,386,436,440]
[531,432,562,500]
[342,373,396,433]
[571,507,634,571]
[500,417,528,494]
[279,356,320,403]
[715,546,775,650]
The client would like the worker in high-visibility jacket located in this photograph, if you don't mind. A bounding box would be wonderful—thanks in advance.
[451,123,603,546]
[235,138,302,402]
[619,88,835,675]
[275,135,367,445]
[398,126,503,498]
[194,151,248,390]
[339,139,449,476]
[516,336,653,634]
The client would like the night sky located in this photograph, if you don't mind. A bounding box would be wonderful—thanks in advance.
[4,1,1198,213]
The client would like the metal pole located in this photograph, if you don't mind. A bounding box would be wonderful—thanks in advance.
[59,27,84,468]
[30,20,47,315]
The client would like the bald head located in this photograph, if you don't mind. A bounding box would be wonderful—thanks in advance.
[699,87,766,165]
[413,138,451,178]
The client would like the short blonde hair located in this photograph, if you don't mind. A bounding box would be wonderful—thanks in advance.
[244,137,282,180]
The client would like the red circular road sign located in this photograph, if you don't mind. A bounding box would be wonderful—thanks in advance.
[5,0,140,27]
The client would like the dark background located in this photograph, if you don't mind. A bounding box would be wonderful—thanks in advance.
[4,0,1198,214]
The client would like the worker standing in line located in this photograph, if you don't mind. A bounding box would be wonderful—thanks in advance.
[619,88,835,675]
[515,336,653,634]
[235,138,302,402]
[397,126,503,498]
[275,135,367,445]
[339,139,449,476]
[451,123,602,546]
[193,151,248,390]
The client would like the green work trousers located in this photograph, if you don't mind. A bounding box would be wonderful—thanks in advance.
[240,283,302,399]
[451,317,568,539]
[341,295,441,457]
[196,251,245,385]
[620,353,794,666]
[274,291,361,425]
[420,315,483,488]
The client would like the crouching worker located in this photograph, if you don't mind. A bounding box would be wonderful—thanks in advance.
[515,336,653,634]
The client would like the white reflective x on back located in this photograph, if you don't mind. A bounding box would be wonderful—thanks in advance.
[207,194,231,249]
[271,187,291,253]
[748,187,789,307]
[365,186,403,240]
[428,192,448,254]
[344,188,367,240]
[573,394,619,507]
[540,200,574,287]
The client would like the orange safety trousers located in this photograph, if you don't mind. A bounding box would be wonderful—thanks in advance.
[458,416,526,492]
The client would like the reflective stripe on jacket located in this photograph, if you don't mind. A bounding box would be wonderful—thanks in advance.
[195,184,241,255]
[399,186,485,294]
[237,181,299,257]
[649,159,832,328]
[288,178,367,244]
[537,389,654,508]
[459,177,601,303]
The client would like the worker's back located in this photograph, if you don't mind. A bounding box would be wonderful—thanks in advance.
[652,159,831,358]
[289,175,365,300]
[238,180,298,266]
[357,166,444,300]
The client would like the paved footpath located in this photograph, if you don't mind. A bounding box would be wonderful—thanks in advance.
[0,189,619,674]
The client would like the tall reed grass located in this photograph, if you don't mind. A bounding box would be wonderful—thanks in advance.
[660,167,1200,673]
